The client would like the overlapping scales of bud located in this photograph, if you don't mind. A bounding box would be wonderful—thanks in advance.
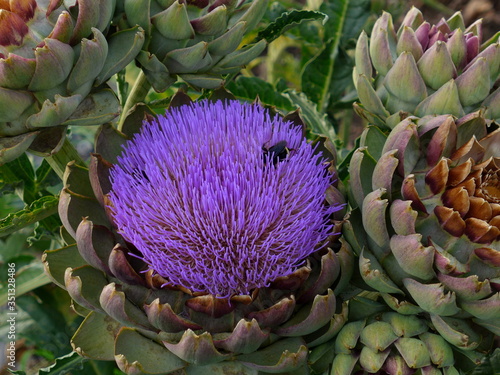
[0,0,145,163]
[330,298,487,375]
[114,0,268,90]
[343,113,499,352]
[354,7,500,128]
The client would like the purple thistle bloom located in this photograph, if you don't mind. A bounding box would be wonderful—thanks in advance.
[109,100,341,298]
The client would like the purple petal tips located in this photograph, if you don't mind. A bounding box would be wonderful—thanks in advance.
[109,100,341,298]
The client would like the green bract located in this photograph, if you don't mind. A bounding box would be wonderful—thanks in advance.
[329,295,487,375]
[114,0,268,90]
[43,99,353,374]
[0,0,145,164]
[353,7,500,128]
[343,113,499,357]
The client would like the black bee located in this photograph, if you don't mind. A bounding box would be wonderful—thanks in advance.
[132,168,150,183]
[262,140,290,166]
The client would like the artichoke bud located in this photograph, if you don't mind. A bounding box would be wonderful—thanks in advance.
[0,0,142,164]
[356,7,500,123]
[116,0,269,91]
[344,111,500,358]
[329,305,482,374]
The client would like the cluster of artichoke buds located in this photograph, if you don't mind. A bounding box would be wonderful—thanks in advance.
[43,97,353,374]
[343,112,499,360]
[113,0,268,90]
[354,7,500,128]
[0,0,145,164]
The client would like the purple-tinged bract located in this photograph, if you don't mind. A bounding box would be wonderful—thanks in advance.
[109,101,339,298]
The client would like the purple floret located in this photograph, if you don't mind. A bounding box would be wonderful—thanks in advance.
[109,100,341,298]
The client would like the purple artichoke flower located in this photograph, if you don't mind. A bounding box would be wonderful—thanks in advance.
[108,100,340,298]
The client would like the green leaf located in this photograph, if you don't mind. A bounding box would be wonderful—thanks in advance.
[38,352,87,374]
[468,348,500,375]
[0,195,59,238]
[35,160,61,193]
[282,90,336,140]
[0,231,29,262]
[28,214,63,245]
[226,77,294,111]
[116,68,130,108]
[325,0,371,43]
[0,153,36,204]
[302,0,371,112]
[13,293,78,357]
[257,10,328,43]
[0,261,51,305]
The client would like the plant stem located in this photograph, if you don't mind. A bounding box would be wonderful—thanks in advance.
[117,70,151,132]
[45,138,86,180]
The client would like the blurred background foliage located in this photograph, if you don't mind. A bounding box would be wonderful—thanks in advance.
[0,0,499,374]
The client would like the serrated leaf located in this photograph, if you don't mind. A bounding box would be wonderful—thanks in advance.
[28,214,63,245]
[282,90,336,140]
[302,0,371,112]
[226,77,294,111]
[325,0,371,42]
[0,195,59,238]
[38,352,87,374]
[257,10,328,43]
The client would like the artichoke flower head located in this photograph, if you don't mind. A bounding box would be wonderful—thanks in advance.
[109,100,339,298]
[45,99,352,374]
[0,0,145,164]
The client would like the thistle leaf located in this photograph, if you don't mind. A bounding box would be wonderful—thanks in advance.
[302,0,371,112]
[226,76,294,111]
[257,10,328,43]
[0,196,59,238]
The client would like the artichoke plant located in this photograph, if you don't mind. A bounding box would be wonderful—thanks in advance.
[0,0,145,164]
[343,112,499,357]
[353,7,500,128]
[44,99,353,374]
[330,295,487,375]
[114,0,269,91]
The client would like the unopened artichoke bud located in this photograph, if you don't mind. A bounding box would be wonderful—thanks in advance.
[353,7,500,127]
[0,0,145,164]
[44,100,353,374]
[330,302,483,375]
[343,112,500,350]
[115,0,268,91]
